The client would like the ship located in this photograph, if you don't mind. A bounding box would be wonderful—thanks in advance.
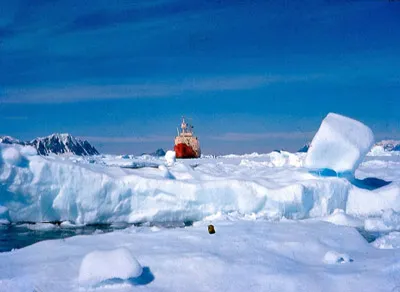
[174,117,201,159]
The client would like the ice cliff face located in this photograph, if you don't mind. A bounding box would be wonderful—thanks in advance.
[0,134,99,156]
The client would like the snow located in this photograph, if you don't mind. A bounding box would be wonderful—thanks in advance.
[1,147,23,166]
[323,250,353,264]
[78,248,142,287]
[319,209,363,228]
[346,182,400,217]
[305,113,374,173]
[1,220,399,292]
[372,232,400,249]
[364,209,400,232]
[1,113,400,291]
[0,140,400,224]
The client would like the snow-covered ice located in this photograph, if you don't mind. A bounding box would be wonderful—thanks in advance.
[78,248,142,287]
[364,209,400,232]
[165,150,176,166]
[305,113,374,173]
[0,135,400,224]
[372,232,400,249]
[319,208,363,228]
[1,220,400,292]
[323,250,353,264]
[1,113,400,291]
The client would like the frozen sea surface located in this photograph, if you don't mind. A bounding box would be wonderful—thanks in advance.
[1,113,400,291]
[1,220,400,292]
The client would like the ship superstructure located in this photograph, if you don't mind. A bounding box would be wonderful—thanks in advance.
[174,117,201,158]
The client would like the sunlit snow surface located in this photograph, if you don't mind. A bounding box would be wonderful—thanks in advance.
[1,144,400,225]
[1,144,400,291]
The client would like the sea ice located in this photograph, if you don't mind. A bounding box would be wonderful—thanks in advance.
[305,113,374,173]
[372,232,400,249]
[165,150,176,166]
[1,146,23,166]
[364,209,400,232]
[319,209,363,228]
[1,220,398,292]
[347,182,400,217]
[0,137,400,224]
[78,248,142,287]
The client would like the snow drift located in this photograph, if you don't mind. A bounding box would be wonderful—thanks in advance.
[79,248,142,286]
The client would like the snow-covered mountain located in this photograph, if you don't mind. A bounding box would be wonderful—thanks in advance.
[0,133,99,156]
[297,143,310,153]
[0,136,27,146]
[30,134,99,156]
[298,140,400,153]
[141,148,166,157]
[376,140,400,151]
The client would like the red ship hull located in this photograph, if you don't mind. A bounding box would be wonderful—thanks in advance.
[174,143,198,159]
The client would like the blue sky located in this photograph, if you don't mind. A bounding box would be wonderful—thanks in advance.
[0,0,399,154]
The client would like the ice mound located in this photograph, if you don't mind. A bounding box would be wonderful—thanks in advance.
[372,232,400,249]
[320,209,363,228]
[347,183,400,217]
[158,165,175,179]
[1,146,25,166]
[323,250,353,264]
[364,209,400,232]
[165,150,176,166]
[78,248,142,287]
[305,113,374,173]
[239,151,304,168]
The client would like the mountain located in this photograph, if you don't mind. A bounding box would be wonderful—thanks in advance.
[0,133,99,156]
[141,148,166,157]
[376,140,400,152]
[151,148,166,157]
[297,143,311,153]
[298,140,400,153]
[0,136,26,146]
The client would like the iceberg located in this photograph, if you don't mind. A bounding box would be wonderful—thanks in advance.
[305,113,374,174]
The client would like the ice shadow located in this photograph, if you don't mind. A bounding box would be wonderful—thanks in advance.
[94,267,155,288]
[350,177,392,190]
[309,168,392,190]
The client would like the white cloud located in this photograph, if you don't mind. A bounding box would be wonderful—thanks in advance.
[208,131,315,142]
[80,135,172,143]
[1,74,323,104]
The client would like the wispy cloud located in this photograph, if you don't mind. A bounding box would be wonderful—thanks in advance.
[59,1,225,34]
[1,74,323,104]
[80,130,315,144]
[80,135,172,143]
[1,116,28,120]
[208,131,315,142]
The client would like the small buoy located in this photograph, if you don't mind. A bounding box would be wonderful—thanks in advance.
[208,224,215,234]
